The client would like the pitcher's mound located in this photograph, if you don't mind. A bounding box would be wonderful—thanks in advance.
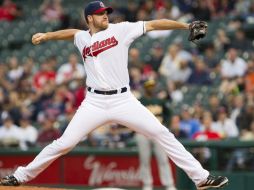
[92,189,126,190]
[0,186,69,190]
[0,187,127,190]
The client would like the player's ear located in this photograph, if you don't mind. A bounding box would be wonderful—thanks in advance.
[87,15,93,24]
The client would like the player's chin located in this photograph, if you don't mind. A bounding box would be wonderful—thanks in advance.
[101,23,109,30]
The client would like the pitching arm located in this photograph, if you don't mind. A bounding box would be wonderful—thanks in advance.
[32,29,81,45]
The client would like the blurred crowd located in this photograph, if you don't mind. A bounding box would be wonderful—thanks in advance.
[0,0,254,170]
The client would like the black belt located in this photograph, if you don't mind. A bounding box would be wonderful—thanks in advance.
[87,87,127,95]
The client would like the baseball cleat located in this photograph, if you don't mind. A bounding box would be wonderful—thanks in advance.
[197,175,228,190]
[0,175,20,186]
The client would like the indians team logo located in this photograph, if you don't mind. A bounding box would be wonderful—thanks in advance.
[100,2,105,7]
[82,36,118,60]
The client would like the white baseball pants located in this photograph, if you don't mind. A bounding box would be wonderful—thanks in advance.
[14,91,209,185]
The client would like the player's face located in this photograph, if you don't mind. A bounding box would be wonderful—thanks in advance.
[91,10,109,30]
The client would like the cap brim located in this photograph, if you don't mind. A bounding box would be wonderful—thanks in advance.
[144,81,156,87]
[93,7,113,14]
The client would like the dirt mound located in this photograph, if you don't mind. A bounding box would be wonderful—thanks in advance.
[0,186,69,190]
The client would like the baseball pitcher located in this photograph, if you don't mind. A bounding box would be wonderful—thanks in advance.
[0,1,228,190]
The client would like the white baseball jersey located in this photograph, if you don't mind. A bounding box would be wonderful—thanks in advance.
[74,21,146,90]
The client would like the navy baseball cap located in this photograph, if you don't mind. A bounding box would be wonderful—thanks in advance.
[84,1,113,19]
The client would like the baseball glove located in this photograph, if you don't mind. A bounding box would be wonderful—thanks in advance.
[188,21,208,43]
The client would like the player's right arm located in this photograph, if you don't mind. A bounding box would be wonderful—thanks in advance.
[32,29,81,45]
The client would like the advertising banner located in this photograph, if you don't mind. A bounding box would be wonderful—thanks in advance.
[0,154,176,187]
[0,155,61,184]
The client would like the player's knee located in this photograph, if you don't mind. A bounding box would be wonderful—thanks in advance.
[150,125,169,138]
[61,143,75,154]
[51,138,76,155]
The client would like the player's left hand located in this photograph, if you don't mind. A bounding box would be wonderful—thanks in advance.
[32,33,47,45]
[188,21,207,43]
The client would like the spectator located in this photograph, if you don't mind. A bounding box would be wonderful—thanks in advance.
[21,89,42,122]
[220,48,247,79]
[129,66,143,97]
[192,113,221,166]
[0,64,13,91]
[235,0,251,16]
[19,116,38,150]
[136,8,149,21]
[203,45,220,71]
[128,48,143,69]
[227,17,243,32]
[59,110,75,134]
[180,105,201,139]
[0,115,21,148]
[236,103,254,132]
[167,81,183,103]
[192,101,205,121]
[37,116,61,146]
[159,43,192,84]
[56,53,85,85]
[174,0,193,13]
[147,9,172,39]
[245,1,254,23]
[214,29,231,51]
[55,84,75,108]
[140,0,154,17]
[16,76,33,102]
[230,29,253,51]
[213,0,236,18]
[43,89,65,120]
[22,57,38,78]
[54,84,74,113]
[72,79,86,108]
[86,124,109,147]
[245,59,254,94]
[213,107,239,138]
[219,48,247,95]
[0,0,22,21]
[106,124,133,149]
[164,1,181,20]
[33,59,56,90]
[191,0,212,21]
[37,83,55,112]
[5,90,22,125]
[230,94,245,125]
[39,0,64,23]
[241,120,254,141]
[118,1,138,22]
[7,56,23,83]
[169,115,188,139]
[187,57,212,85]
[145,43,164,72]
[193,112,221,141]
[106,124,123,148]
[107,1,125,24]
[47,55,58,71]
